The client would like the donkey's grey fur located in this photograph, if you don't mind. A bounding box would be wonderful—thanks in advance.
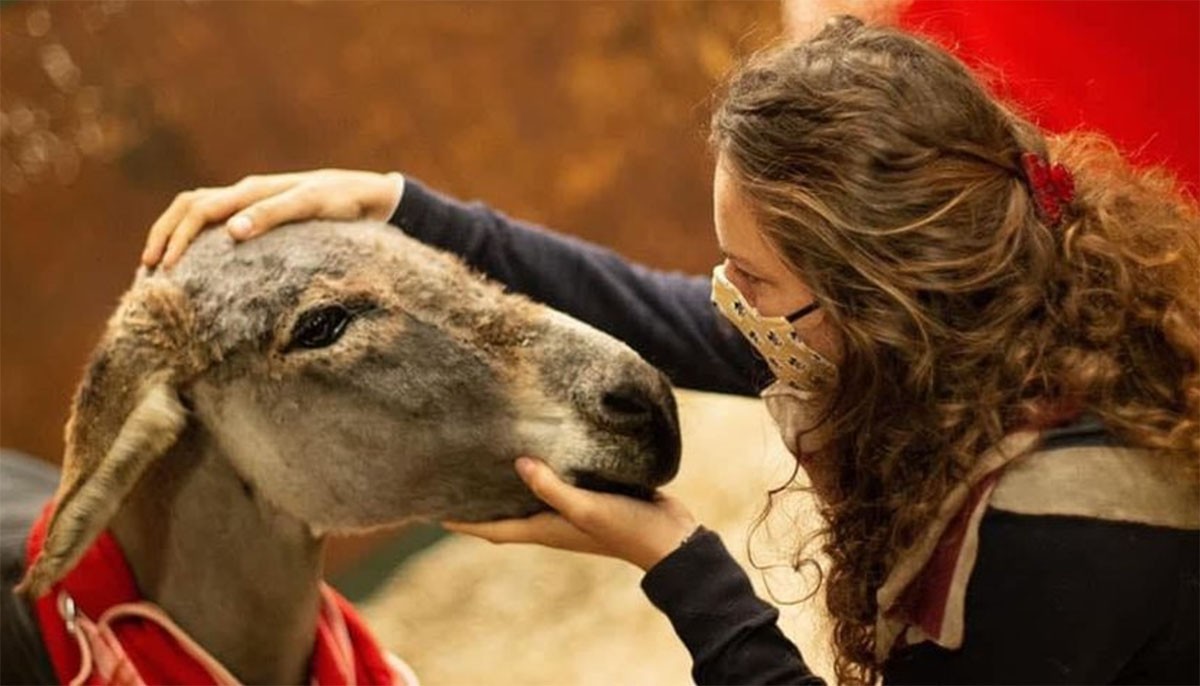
[19,221,679,684]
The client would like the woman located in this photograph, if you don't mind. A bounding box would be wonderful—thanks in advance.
[143,18,1198,684]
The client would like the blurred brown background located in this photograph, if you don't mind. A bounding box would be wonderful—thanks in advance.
[1,0,780,465]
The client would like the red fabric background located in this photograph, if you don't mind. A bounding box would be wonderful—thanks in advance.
[901,0,1199,192]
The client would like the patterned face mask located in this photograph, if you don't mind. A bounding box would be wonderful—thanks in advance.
[710,264,837,392]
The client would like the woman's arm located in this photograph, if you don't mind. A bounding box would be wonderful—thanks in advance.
[642,529,826,685]
[446,458,826,686]
[390,178,768,395]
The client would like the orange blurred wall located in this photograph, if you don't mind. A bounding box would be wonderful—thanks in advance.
[1,1,780,464]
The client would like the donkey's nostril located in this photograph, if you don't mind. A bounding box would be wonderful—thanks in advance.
[601,387,654,420]
[586,371,681,489]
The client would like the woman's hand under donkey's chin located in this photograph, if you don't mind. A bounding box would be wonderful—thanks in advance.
[443,457,700,572]
[142,169,405,269]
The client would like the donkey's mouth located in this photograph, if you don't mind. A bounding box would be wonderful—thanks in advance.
[570,471,656,502]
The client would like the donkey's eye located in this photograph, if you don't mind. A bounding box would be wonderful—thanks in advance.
[289,305,353,350]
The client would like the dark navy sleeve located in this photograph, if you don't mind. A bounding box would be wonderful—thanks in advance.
[639,516,1198,686]
[641,528,826,685]
[388,178,770,396]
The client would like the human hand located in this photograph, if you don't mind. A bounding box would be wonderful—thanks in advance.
[142,169,405,268]
[444,457,699,571]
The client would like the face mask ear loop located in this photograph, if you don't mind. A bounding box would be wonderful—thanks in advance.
[785,301,820,323]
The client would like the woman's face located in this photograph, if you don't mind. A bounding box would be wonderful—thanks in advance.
[712,156,841,361]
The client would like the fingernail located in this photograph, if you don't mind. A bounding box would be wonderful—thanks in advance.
[515,457,535,478]
[228,215,252,236]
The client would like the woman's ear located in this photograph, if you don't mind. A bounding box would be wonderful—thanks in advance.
[17,281,198,598]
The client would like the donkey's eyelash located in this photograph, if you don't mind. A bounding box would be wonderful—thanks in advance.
[282,300,380,353]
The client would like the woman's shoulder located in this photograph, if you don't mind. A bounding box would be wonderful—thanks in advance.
[877,416,1198,681]
[884,507,1198,684]
[883,417,1199,683]
[991,415,1199,531]
[980,411,1198,588]
[934,421,1199,683]
[974,504,1198,595]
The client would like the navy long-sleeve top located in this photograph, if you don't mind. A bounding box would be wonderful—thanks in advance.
[389,178,1199,685]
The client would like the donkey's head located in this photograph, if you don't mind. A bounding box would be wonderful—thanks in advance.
[21,221,680,597]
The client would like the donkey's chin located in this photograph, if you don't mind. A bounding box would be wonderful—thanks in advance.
[438,495,550,524]
[569,471,657,502]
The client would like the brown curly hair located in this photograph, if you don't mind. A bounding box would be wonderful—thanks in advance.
[711,16,1199,683]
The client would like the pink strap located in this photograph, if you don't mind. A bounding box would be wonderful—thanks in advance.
[98,603,241,685]
[61,594,240,686]
[58,587,411,686]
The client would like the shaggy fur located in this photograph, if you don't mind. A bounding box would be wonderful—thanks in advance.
[17,220,680,683]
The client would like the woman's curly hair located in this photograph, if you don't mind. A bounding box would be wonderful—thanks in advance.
[711,16,1199,684]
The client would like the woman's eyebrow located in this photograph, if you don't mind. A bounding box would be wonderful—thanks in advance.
[719,247,752,266]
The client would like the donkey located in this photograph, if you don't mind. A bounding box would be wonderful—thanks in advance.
[5,221,680,684]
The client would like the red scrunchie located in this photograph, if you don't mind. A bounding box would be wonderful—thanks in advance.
[1020,152,1076,227]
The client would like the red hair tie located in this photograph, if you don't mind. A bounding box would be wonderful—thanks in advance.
[1019,152,1075,227]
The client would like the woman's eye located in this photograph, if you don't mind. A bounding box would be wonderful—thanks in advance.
[288,305,353,350]
[730,262,763,286]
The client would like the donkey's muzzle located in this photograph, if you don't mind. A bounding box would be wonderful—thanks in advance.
[591,369,681,487]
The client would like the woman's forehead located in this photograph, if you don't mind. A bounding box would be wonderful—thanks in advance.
[713,163,786,273]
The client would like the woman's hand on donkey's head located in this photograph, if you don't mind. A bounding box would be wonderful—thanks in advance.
[443,457,700,572]
[142,169,406,268]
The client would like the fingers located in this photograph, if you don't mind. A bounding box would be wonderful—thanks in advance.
[160,194,222,268]
[514,457,599,526]
[143,190,200,266]
[225,185,324,241]
[144,174,302,267]
[444,513,602,554]
[445,459,699,569]
[220,169,407,242]
[443,512,558,542]
[141,170,397,268]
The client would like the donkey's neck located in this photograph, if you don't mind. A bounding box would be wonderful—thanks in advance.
[110,426,325,685]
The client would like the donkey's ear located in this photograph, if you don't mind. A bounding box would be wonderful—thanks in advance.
[17,281,196,598]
